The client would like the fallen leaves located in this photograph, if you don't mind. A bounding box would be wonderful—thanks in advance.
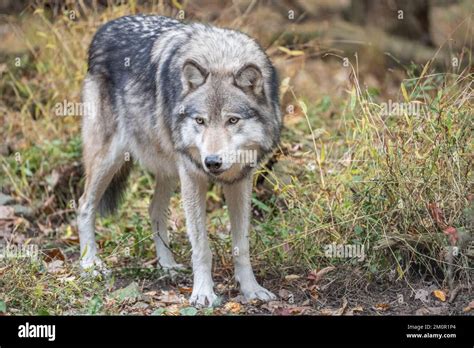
[373,303,390,312]
[224,302,242,314]
[178,286,193,294]
[427,202,459,245]
[346,306,364,315]
[284,274,301,281]
[43,248,66,262]
[432,290,447,302]
[307,266,335,284]
[442,226,458,245]
[320,297,348,316]
[462,300,474,313]
[261,301,311,315]
[157,290,185,305]
[0,265,11,276]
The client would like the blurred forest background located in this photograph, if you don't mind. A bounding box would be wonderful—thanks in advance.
[0,0,472,315]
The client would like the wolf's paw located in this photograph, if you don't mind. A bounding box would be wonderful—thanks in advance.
[80,257,111,279]
[189,285,220,307]
[242,283,276,302]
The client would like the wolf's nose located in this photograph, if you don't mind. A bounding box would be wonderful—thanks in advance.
[204,155,222,172]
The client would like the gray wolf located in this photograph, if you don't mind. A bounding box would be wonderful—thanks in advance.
[78,15,282,307]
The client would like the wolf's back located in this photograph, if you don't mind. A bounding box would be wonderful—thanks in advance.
[87,15,183,80]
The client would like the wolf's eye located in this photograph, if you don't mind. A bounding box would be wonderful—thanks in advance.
[195,117,205,125]
[228,117,239,125]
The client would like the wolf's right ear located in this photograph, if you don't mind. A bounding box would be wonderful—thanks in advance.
[182,60,208,92]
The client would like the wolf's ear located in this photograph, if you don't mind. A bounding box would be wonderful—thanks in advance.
[234,64,264,99]
[182,60,208,91]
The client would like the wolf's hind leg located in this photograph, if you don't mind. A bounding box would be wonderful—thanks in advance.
[78,75,127,275]
[149,177,184,270]
[78,138,126,275]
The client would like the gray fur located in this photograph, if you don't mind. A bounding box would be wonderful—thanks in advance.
[79,15,282,305]
[97,159,133,216]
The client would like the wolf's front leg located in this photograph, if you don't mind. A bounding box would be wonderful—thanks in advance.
[224,176,276,302]
[149,177,184,271]
[179,166,218,307]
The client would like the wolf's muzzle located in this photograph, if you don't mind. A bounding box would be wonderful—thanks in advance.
[204,155,223,173]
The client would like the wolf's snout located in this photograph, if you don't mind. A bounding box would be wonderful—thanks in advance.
[204,155,222,172]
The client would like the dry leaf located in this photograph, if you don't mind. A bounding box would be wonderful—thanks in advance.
[224,301,242,314]
[178,287,193,294]
[307,266,335,284]
[0,265,10,276]
[284,274,300,281]
[164,304,180,316]
[285,306,311,315]
[428,202,446,227]
[374,303,390,312]
[433,290,446,302]
[347,306,364,315]
[144,291,158,297]
[158,290,183,304]
[334,297,348,315]
[43,248,66,262]
[261,300,285,313]
[462,300,474,313]
[443,226,458,245]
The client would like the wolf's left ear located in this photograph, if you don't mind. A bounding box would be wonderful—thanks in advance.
[182,60,208,91]
[234,64,264,100]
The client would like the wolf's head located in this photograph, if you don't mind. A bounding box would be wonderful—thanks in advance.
[167,27,281,184]
[172,58,280,183]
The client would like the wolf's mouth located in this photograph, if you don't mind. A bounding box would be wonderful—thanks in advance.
[207,168,225,176]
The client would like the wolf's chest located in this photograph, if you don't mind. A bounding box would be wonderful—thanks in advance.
[128,126,178,178]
